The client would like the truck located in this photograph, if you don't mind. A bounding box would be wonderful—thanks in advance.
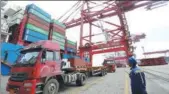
[103,59,116,72]
[6,40,108,94]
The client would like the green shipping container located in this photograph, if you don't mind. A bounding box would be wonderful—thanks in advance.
[26,23,49,35]
[52,36,65,43]
[67,40,76,46]
[53,31,65,39]
[52,40,65,46]
[60,46,65,50]
[52,19,66,29]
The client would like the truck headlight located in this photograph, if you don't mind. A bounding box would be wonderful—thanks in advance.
[24,83,32,87]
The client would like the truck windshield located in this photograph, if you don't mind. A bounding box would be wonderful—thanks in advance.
[17,48,41,65]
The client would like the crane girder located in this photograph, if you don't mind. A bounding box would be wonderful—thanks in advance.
[92,47,125,55]
[91,40,124,50]
[64,1,157,29]
[105,56,127,61]
[143,50,169,55]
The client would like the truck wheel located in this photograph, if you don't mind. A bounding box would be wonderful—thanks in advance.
[76,74,86,86]
[43,79,59,94]
[105,70,108,75]
[99,70,104,76]
[103,70,105,76]
[104,70,107,75]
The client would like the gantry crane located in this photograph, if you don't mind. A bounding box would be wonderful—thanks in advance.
[58,1,168,66]
[143,49,169,57]
[104,33,145,61]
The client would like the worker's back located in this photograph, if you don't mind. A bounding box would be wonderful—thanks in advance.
[129,66,147,94]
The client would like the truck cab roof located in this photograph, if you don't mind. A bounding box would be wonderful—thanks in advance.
[24,40,60,51]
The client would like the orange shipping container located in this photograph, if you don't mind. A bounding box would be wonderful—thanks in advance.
[68,58,87,68]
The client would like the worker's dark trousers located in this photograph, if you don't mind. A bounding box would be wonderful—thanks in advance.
[131,89,148,94]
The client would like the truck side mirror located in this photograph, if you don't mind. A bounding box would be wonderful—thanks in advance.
[41,51,46,63]
[42,51,46,58]
[61,61,67,69]
[4,51,8,62]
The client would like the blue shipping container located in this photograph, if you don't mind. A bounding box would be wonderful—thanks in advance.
[28,9,51,23]
[26,4,51,19]
[62,54,77,59]
[1,42,24,76]
[66,47,76,53]
[1,64,11,75]
[23,34,46,42]
[24,29,48,40]
[1,42,24,64]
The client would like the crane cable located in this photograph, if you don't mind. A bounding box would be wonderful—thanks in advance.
[57,1,81,21]
[97,19,109,43]
[96,19,108,54]
[63,2,84,23]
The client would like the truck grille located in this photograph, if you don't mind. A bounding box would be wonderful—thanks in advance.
[8,85,20,89]
[10,72,28,82]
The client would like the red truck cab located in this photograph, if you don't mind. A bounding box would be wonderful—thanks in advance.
[103,59,116,72]
[6,40,63,94]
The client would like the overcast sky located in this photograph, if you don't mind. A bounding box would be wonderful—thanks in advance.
[5,1,169,66]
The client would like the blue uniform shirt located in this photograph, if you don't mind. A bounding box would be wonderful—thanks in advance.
[129,66,147,94]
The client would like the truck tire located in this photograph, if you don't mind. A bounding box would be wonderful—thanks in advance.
[105,70,108,75]
[76,74,86,86]
[85,72,90,78]
[43,79,59,94]
[104,70,107,75]
[102,70,105,76]
[99,70,104,76]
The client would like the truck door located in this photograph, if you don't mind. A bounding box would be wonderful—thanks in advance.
[40,50,62,77]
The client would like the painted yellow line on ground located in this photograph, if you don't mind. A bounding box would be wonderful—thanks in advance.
[125,73,129,94]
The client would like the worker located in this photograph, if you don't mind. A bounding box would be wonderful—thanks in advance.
[128,56,148,94]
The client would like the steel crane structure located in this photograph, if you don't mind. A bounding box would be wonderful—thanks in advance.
[143,49,169,57]
[103,33,145,63]
[58,1,168,66]
[131,33,146,43]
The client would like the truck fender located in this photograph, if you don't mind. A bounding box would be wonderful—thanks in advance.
[45,76,53,83]
[45,75,64,84]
